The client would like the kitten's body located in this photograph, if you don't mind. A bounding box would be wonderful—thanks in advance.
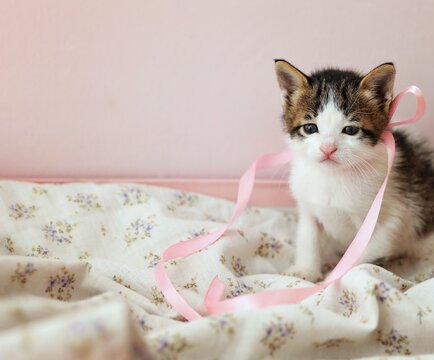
[274,61,434,281]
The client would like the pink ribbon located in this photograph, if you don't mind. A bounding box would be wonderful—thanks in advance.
[155,85,426,321]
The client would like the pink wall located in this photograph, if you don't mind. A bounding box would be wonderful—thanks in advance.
[0,0,433,178]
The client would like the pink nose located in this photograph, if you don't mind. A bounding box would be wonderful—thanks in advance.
[320,144,337,158]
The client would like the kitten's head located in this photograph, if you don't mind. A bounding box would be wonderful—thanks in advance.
[274,60,395,169]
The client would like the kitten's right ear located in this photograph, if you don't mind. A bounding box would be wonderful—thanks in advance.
[359,63,396,110]
[274,59,309,107]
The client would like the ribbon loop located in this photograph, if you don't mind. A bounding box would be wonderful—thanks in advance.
[388,85,426,128]
[155,86,426,321]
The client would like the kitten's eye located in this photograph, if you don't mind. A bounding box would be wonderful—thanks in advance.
[342,126,360,136]
[302,124,319,135]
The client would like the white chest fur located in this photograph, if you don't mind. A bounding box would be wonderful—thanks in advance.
[289,159,385,249]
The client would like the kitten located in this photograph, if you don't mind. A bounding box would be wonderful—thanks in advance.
[274,60,434,281]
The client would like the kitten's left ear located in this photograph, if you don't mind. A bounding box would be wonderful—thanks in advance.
[274,59,309,109]
[360,63,396,109]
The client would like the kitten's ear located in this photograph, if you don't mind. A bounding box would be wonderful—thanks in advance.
[274,59,309,108]
[360,63,396,109]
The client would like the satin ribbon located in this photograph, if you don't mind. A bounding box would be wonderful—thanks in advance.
[155,85,426,321]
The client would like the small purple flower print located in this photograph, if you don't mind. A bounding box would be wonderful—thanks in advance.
[11,263,37,285]
[255,232,283,258]
[167,191,198,211]
[42,221,76,244]
[136,316,152,333]
[8,203,37,219]
[29,245,52,258]
[144,252,161,268]
[67,193,102,211]
[154,334,192,359]
[209,314,236,335]
[226,278,253,298]
[187,228,209,239]
[367,281,401,306]
[124,216,156,245]
[230,256,247,276]
[377,282,391,303]
[45,267,76,301]
[261,314,295,355]
[377,328,411,355]
[339,289,358,317]
[120,186,150,206]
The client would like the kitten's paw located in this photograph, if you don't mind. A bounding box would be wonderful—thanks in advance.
[285,265,323,282]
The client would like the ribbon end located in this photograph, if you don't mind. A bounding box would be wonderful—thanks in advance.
[204,276,226,311]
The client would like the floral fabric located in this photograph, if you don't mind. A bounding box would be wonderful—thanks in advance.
[0,181,434,359]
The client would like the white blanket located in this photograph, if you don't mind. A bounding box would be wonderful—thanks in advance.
[0,181,433,359]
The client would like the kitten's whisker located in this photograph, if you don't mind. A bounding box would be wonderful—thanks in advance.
[350,154,382,178]
[337,154,378,187]
[337,150,383,180]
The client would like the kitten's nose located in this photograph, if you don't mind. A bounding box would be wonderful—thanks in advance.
[320,144,338,158]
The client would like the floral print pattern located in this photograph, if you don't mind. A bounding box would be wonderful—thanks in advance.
[339,289,358,317]
[4,237,14,253]
[182,277,198,293]
[0,181,433,360]
[8,203,37,219]
[29,245,52,258]
[144,252,161,268]
[136,315,152,333]
[412,269,434,283]
[11,263,37,285]
[226,278,253,299]
[261,314,295,356]
[367,280,401,306]
[32,186,48,195]
[153,334,192,360]
[67,193,102,211]
[377,328,411,355]
[299,305,315,325]
[187,228,209,239]
[167,191,198,212]
[78,251,91,260]
[255,232,283,258]
[120,186,150,206]
[314,338,352,348]
[209,314,236,335]
[253,279,272,289]
[230,256,247,276]
[45,267,76,301]
[124,216,156,246]
[113,275,131,289]
[417,305,432,324]
[150,286,171,308]
[42,221,76,244]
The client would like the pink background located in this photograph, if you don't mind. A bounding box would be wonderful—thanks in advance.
[1,0,433,179]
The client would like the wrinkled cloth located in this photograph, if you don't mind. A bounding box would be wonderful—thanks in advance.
[0,180,433,360]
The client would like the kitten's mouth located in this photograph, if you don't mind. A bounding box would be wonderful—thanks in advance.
[320,157,338,164]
